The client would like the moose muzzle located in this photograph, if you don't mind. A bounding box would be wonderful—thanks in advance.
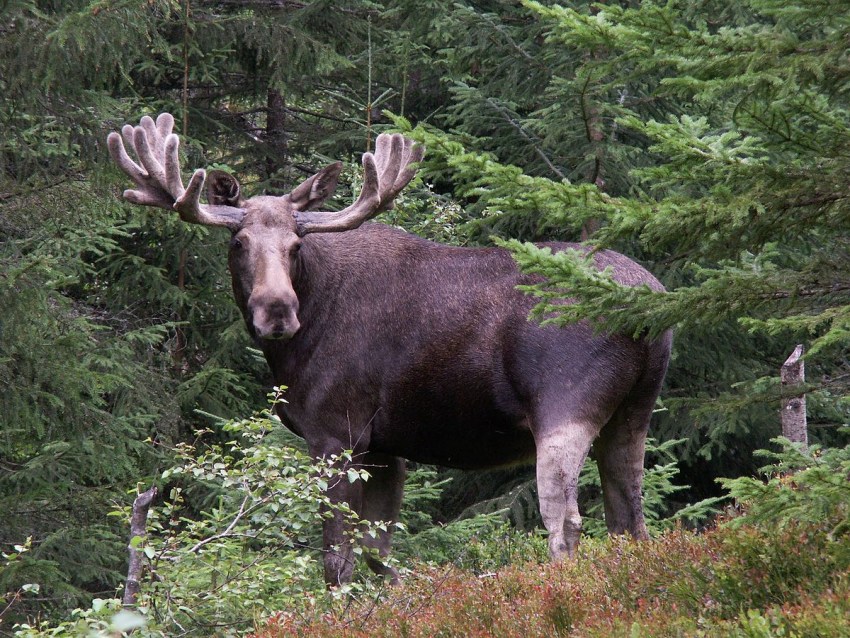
[248,292,301,340]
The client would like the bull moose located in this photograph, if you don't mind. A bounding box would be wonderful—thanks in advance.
[107,113,672,585]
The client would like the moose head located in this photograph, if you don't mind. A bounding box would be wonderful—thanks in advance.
[107,113,423,341]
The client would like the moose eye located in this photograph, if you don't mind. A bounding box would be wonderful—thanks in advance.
[229,236,243,251]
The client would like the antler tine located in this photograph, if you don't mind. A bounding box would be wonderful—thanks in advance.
[175,166,214,224]
[133,117,169,190]
[374,134,399,186]
[294,133,424,235]
[397,138,426,194]
[155,112,175,145]
[163,133,186,199]
[379,134,425,210]
[107,112,245,230]
[108,130,172,209]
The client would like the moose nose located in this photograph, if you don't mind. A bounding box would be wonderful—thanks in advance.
[248,293,300,341]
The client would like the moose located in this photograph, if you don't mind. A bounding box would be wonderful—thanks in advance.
[107,113,672,585]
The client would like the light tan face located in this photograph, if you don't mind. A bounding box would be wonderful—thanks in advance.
[228,196,303,341]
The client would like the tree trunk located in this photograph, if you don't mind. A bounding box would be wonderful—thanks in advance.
[123,486,157,608]
[780,344,807,446]
[577,3,613,240]
[265,88,288,192]
[173,248,188,371]
[580,65,604,240]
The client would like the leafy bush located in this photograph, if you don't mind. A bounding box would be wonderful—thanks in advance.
[138,393,380,635]
[5,392,382,636]
[13,599,145,638]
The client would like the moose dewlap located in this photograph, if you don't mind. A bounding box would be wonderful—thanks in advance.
[108,113,672,586]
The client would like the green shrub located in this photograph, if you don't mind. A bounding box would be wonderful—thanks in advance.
[700,521,849,616]
[7,392,382,636]
[138,393,379,634]
[720,437,850,539]
[13,599,146,638]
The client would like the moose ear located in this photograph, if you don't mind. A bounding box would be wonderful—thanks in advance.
[206,170,242,207]
[289,162,343,211]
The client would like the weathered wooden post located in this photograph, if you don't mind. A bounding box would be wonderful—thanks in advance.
[123,486,157,608]
[780,344,807,447]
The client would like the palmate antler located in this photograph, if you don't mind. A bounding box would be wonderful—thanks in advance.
[293,133,425,235]
[107,113,246,230]
[108,113,424,235]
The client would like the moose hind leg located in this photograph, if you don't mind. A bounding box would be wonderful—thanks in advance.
[594,400,653,540]
[359,453,406,584]
[535,419,601,561]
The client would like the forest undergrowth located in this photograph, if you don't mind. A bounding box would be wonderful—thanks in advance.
[258,440,850,638]
[255,522,850,638]
[6,434,848,637]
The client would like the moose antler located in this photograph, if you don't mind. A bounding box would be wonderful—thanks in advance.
[107,113,245,230]
[294,133,424,235]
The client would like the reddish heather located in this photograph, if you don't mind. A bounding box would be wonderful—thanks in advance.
[250,524,850,638]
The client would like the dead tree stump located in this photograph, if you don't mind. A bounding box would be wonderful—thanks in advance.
[123,486,157,608]
[780,344,808,447]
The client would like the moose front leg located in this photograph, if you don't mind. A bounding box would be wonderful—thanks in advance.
[321,467,363,586]
[320,452,406,586]
[359,453,406,584]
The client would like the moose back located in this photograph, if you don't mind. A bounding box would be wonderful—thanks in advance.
[108,113,672,585]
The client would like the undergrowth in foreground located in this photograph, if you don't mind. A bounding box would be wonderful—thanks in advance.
[7,435,848,637]
[254,522,850,638]
[253,439,850,638]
